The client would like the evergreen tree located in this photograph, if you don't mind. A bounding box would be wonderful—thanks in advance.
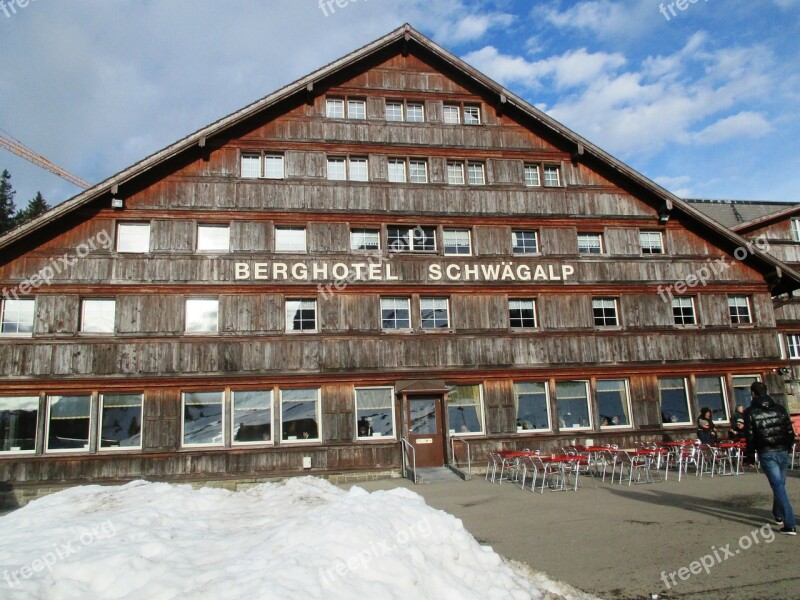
[14,191,50,226]
[0,169,16,234]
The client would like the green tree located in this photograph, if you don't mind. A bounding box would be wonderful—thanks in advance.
[14,191,50,226]
[0,169,16,234]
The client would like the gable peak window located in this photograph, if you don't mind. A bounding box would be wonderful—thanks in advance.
[728,296,752,324]
[327,156,368,182]
[543,165,561,187]
[1,298,35,336]
[326,97,365,119]
[640,231,664,254]
[116,222,150,253]
[524,164,541,187]
[240,153,284,179]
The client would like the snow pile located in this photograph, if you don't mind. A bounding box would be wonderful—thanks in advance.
[0,478,594,599]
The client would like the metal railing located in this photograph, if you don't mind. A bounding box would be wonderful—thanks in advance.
[400,437,418,483]
[450,437,471,476]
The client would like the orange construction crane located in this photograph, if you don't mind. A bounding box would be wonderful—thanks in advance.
[0,129,90,189]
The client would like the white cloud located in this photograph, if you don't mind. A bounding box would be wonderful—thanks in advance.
[437,13,515,44]
[691,112,773,145]
[654,175,693,198]
[539,0,656,39]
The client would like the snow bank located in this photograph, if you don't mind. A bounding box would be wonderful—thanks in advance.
[0,478,595,599]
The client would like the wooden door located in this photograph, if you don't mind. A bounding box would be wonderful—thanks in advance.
[407,394,445,467]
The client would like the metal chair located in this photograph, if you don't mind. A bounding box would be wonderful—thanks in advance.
[616,451,654,485]
[530,456,563,493]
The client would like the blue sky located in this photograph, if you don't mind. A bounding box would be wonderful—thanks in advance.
[0,0,798,208]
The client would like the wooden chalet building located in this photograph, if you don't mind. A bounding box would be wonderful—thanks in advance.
[2,25,799,501]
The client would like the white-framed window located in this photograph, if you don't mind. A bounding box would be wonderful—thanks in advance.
[197,224,230,252]
[46,395,92,452]
[263,155,285,179]
[640,231,664,254]
[241,153,261,178]
[241,154,284,179]
[732,375,760,410]
[443,229,471,256]
[463,105,481,125]
[578,233,603,254]
[728,296,752,324]
[672,297,696,326]
[350,229,380,251]
[99,393,143,450]
[381,297,410,330]
[325,98,345,119]
[116,222,150,253]
[512,230,538,255]
[347,99,366,120]
[406,103,424,122]
[555,381,592,430]
[446,383,484,435]
[420,297,450,329]
[185,298,219,333]
[543,165,561,187]
[447,161,465,185]
[659,377,691,425]
[0,396,39,453]
[1,299,35,336]
[388,158,407,183]
[387,225,436,252]
[514,382,550,432]
[386,101,424,123]
[592,298,619,327]
[467,162,485,185]
[327,157,368,181]
[695,376,729,423]
[285,299,317,333]
[524,164,541,187]
[280,388,320,442]
[275,226,307,253]
[182,391,224,447]
[509,299,537,329]
[386,102,404,122]
[81,299,115,333]
[349,157,368,181]
[355,387,395,439]
[597,379,632,428]
[232,390,273,445]
[791,219,800,242]
[442,105,460,124]
[327,157,347,181]
[788,334,800,359]
[409,159,428,183]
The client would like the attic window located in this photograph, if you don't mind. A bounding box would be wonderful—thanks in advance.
[326,97,365,119]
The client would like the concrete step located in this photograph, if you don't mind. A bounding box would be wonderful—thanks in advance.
[414,467,465,484]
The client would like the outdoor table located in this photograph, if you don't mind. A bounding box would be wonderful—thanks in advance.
[715,442,745,474]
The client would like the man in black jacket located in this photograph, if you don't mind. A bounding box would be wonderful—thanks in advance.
[744,382,796,535]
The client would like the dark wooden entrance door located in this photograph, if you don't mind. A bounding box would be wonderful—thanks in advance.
[407,394,445,467]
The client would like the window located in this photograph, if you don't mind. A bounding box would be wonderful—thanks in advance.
[597,380,631,427]
[447,383,484,435]
[463,105,481,125]
[386,102,404,121]
[672,297,696,326]
[241,153,261,178]
[696,376,729,423]
[327,157,347,181]
[350,229,380,251]
[263,155,285,179]
[443,229,471,256]
[640,231,664,254]
[1,299,34,335]
[232,390,273,444]
[406,103,424,122]
[420,298,449,329]
[789,334,800,359]
[286,299,317,333]
[325,98,345,118]
[275,226,307,253]
[509,299,537,329]
[512,230,538,255]
[46,395,91,452]
[388,158,407,183]
[409,160,428,183]
[732,375,760,410]
[355,387,395,439]
[381,297,410,330]
[592,298,618,327]
[791,219,800,242]
[443,105,460,124]
[659,377,691,424]
[728,296,752,324]
[327,157,368,181]
[182,391,223,446]
[0,396,38,453]
[543,165,561,187]
[197,224,230,252]
[467,162,485,185]
[81,299,115,333]
[387,226,436,252]
[347,99,366,120]
[241,154,284,179]
[524,164,541,187]
[577,233,603,254]
[280,388,320,442]
[99,393,142,449]
[555,381,591,430]
[349,157,368,182]
[185,298,219,333]
[386,101,424,123]
[116,222,150,253]
[447,161,465,185]
[514,382,550,432]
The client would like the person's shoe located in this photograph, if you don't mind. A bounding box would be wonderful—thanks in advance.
[779,526,796,536]
[776,517,784,525]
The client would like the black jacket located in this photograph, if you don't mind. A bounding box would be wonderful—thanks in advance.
[744,395,795,461]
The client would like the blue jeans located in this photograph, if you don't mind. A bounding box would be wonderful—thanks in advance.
[759,451,796,528]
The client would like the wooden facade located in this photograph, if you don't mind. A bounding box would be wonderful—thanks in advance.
[2,25,800,492]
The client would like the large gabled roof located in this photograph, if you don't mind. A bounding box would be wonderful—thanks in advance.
[2,24,799,292]
[687,199,800,231]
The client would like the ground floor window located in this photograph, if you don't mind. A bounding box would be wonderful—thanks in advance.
[659,378,691,424]
[514,382,550,432]
[695,376,728,422]
[0,396,38,453]
[556,381,592,430]
[281,388,320,442]
[232,390,273,444]
[47,395,92,452]
[596,379,631,427]
[182,391,224,447]
[355,387,395,439]
[446,384,484,435]
[732,375,760,410]
[99,394,143,449]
